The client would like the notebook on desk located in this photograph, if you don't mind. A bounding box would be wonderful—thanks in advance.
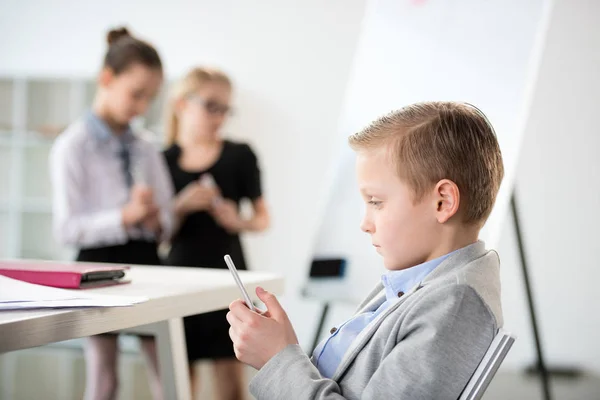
[0,260,131,289]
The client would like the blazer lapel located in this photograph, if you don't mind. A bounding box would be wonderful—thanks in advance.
[331,282,423,381]
[354,282,385,313]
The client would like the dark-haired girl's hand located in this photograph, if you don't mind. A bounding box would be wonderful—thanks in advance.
[142,206,162,236]
[122,186,155,227]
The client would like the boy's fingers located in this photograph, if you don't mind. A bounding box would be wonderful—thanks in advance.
[226,310,243,327]
[229,299,255,322]
[256,287,284,320]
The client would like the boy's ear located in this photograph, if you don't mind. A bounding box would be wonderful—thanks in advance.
[98,67,115,88]
[434,179,460,223]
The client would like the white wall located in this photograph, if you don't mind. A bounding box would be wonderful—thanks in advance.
[497,0,600,373]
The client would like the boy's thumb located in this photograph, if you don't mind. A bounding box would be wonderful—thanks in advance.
[256,287,284,319]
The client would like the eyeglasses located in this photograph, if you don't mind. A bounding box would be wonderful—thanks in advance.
[187,95,233,116]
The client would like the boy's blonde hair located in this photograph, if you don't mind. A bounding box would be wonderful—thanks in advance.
[165,67,232,146]
[349,101,504,226]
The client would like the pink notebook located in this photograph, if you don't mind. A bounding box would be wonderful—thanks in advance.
[0,260,131,289]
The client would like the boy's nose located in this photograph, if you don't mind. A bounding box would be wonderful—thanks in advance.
[360,216,374,233]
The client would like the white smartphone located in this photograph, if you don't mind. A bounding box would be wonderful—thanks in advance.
[224,254,256,311]
[199,173,216,188]
[200,173,223,207]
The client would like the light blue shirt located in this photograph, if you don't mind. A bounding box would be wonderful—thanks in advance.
[86,111,136,143]
[312,252,455,379]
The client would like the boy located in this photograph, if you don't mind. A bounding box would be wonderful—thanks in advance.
[227,101,504,399]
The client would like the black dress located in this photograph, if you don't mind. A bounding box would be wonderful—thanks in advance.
[163,141,262,361]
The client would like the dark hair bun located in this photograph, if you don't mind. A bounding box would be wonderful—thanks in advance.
[107,27,132,45]
[103,26,162,73]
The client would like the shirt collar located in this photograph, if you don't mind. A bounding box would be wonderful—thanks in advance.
[381,250,458,301]
[86,111,136,144]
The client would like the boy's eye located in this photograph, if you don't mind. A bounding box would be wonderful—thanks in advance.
[368,200,382,208]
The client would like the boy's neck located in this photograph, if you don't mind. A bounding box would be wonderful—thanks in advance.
[427,227,480,262]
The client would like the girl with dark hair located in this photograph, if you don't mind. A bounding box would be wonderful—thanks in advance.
[50,27,173,400]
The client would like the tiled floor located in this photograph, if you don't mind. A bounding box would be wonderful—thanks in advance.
[2,346,599,399]
[484,372,600,400]
[216,365,600,400]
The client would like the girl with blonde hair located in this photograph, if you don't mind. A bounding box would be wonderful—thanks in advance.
[163,67,270,399]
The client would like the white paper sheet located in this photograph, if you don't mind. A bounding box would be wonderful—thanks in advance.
[0,274,147,310]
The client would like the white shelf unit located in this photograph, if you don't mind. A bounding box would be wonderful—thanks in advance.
[0,77,170,261]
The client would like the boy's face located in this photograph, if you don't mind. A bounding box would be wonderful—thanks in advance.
[356,147,439,270]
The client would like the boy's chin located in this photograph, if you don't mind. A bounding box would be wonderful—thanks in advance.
[382,257,398,270]
[382,257,412,271]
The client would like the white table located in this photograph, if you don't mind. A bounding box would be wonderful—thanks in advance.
[0,265,284,400]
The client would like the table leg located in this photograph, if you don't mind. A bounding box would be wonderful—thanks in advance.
[144,318,191,400]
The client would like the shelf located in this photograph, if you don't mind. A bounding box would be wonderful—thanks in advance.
[20,211,69,261]
[0,134,12,146]
[26,80,72,133]
[144,82,170,132]
[0,133,55,146]
[21,198,53,213]
[0,212,8,258]
[0,199,52,213]
[0,79,13,131]
[25,79,95,134]
[0,206,52,215]
[0,146,12,201]
[21,133,56,147]
[84,81,96,110]
[0,76,171,262]
[23,145,53,200]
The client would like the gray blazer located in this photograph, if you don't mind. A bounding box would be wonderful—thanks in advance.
[250,241,502,399]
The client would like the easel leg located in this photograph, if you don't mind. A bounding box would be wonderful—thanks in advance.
[310,303,330,355]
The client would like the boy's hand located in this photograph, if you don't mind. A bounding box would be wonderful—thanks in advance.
[227,287,298,370]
